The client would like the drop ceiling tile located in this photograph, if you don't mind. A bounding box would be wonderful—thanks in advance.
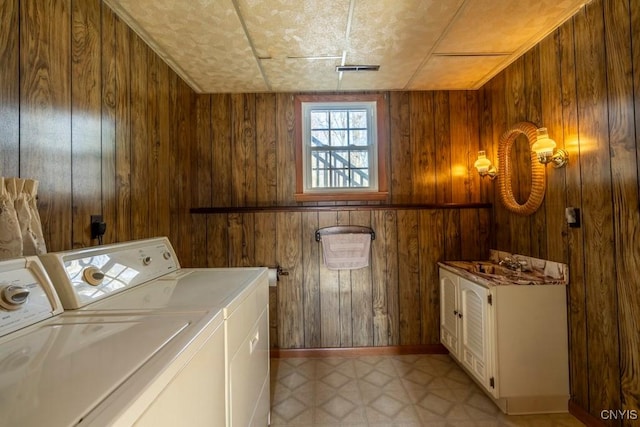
[436,0,589,54]
[408,55,509,90]
[104,0,266,93]
[237,0,350,59]
[261,57,341,92]
[345,0,464,90]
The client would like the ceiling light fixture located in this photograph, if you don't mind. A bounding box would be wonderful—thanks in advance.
[335,65,380,72]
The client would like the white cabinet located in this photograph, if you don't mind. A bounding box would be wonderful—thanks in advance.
[439,266,569,414]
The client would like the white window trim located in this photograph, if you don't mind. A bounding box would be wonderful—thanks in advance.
[301,101,379,194]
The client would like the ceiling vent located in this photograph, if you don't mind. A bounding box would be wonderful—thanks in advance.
[335,65,380,72]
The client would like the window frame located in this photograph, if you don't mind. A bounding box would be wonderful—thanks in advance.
[294,94,389,202]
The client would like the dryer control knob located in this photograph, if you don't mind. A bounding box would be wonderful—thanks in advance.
[0,285,30,310]
[162,251,172,260]
[83,267,105,286]
[143,256,152,265]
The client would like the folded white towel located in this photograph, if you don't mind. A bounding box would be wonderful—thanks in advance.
[321,233,371,270]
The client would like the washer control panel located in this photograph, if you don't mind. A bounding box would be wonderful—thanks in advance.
[0,257,62,338]
[39,237,179,309]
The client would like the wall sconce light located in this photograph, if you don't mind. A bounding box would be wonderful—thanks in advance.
[474,150,497,179]
[531,127,568,168]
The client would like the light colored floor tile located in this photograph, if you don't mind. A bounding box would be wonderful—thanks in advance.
[269,354,585,427]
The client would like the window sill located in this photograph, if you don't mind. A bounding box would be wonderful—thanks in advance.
[294,192,389,202]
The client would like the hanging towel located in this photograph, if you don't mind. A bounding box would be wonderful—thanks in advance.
[0,177,23,260]
[8,177,39,256]
[321,233,371,270]
[23,179,46,254]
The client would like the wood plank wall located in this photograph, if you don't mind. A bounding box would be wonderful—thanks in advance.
[190,92,492,350]
[480,0,640,424]
[0,0,193,259]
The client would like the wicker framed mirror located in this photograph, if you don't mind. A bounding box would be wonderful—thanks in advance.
[497,122,546,216]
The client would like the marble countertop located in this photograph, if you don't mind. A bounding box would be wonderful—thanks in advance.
[438,250,569,287]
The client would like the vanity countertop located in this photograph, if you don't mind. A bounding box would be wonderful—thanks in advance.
[438,250,569,287]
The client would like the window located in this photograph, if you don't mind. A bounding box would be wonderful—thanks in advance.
[294,94,388,202]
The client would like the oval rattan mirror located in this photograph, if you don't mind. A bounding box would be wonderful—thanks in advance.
[497,122,546,216]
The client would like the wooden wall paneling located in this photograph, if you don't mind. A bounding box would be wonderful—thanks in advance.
[448,91,471,203]
[382,210,399,345]
[129,34,149,240]
[113,11,131,243]
[146,43,159,237]
[557,18,589,410]
[488,74,511,251]
[20,0,73,252]
[434,91,452,203]
[477,208,492,258]
[100,4,118,245]
[257,210,278,349]
[443,209,461,260]
[0,0,19,176]
[206,214,229,268]
[169,76,192,264]
[191,94,212,265]
[478,86,496,213]
[371,210,389,346]
[155,54,171,239]
[503,58,531,256]
[231,93,257,206]
[337,210,353,347]
[389,91,412,203]
[276,94,296,205]
[419,210,443,344]
[256,93,277,205]
[410,91,436,202]
[211,93,232,207]
[226,212,255,267]
[465,91,481,202]
[459,209,481,260]
[301,211,320,347]
[523,47,547,259]
[318,211,340,347]
[277,212,303,348]
[539,32,568,264]
[397,209,420,345]
[349,210,373,347]
[574,1,621,416]
[604,0,640,415]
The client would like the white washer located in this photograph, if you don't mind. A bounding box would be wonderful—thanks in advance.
[40,237,270,427]
[0,256,225,427]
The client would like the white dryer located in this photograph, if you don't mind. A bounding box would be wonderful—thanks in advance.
[0,256,225,427]
[40,237,270,427]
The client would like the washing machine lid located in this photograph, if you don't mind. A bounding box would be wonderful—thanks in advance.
[78,268,267,317]
[0,315,189,427]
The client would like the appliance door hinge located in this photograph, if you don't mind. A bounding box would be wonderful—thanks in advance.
[490,377,495,388]
[488,294,492,305]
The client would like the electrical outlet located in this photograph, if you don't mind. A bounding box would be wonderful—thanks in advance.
[90,215,106,239]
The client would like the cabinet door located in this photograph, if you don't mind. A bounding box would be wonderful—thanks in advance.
[459,277,493,394]
[439,269,459,358]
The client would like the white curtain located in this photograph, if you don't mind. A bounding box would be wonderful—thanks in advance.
[0,177,47,259]
[0,177,23,259]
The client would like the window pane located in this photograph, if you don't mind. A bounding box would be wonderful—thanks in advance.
[311,111,329,129]
[350,169,369,187]
[350,150,369,168]
[330,130,348,146]
[350,129,368,146]
[330,111,348,129]
[311,130,329,146]
[349,110,367,128]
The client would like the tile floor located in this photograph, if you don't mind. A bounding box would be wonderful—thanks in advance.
[269,354,584,426]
